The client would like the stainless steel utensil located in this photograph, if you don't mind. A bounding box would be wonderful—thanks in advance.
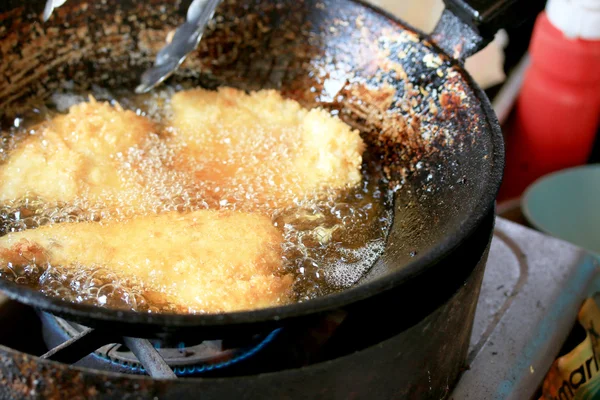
[43,0,67,21]
[43,0,222,93]
[135,0,222,93]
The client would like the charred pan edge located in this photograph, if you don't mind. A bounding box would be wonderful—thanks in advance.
[1,0,477,182]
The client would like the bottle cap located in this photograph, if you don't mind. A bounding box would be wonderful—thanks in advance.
[546,0,600,39]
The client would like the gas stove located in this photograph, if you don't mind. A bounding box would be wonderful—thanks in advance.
[453,217,600,399]
[0,217,595,399]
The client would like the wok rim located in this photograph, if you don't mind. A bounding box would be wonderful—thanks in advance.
[0,0,504,329]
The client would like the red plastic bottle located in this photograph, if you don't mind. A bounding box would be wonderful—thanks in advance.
[498,3,600,201]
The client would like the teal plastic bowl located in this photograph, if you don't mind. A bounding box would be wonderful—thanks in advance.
[522,165,600,255]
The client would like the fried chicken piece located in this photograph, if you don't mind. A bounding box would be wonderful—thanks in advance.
[0,210,292,313]
[169,87,365,210]
[0,98,154,206]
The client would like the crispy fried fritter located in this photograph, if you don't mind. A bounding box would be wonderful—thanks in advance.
[0,210,292,313]
[0,87,364,313]
[169,87,365,209]
[0,98,154,206]
[1,88,364,214]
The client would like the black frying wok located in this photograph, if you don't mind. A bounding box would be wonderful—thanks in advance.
[0,0,524,340]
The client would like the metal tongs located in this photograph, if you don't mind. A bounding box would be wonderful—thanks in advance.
[43,0,222,93]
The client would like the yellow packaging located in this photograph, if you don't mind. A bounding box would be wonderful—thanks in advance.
[540,298,600,399]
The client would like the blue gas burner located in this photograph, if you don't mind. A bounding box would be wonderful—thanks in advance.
[39,312,282,377]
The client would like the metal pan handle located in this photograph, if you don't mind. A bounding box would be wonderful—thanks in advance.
[431,0,538,60]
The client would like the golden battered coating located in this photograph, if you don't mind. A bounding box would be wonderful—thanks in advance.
[0,210,292,313]
[0,87,364,313]
[0,98,154,206]
[169,87,365,209]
